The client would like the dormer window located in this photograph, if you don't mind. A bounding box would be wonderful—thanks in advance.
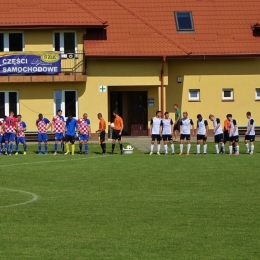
[175,12,194,32]
[252,23,260,37]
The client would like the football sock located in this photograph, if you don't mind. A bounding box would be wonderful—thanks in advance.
[251,145,254,152]
[187,144,191,153]
[221,143,225,151]
[203,144,207,153]
[170,144,174,153]
[164,145,168,152]
[120,143,123,151]
[215,144,219,154]
[0,145,2,153]
[24,144,27,152]
[9,143,13,153]
[16,144,19,152]
[112,143,115,151]
[150,144,154,152]
[61,143,64,152]
[100,143,103,151]
[44,144,48,152]
[79,144,82,151]
[229,146,232,153]
[236,145,239,153]
[84,144,88,152]
[54,143,58,152]
[5,142,8,152]
[38,144,42,152]
[72,144,75,154]
[65,143,69,152]
[245,143,249,150]
[157,144,160,152]
[197,144,200,154]
[180,144,183,152]
[103,143,106,153]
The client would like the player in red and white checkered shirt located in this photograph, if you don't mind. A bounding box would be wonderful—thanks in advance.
[36,113,51,155]
[3,111,17,155]
[78,113,91,154]
[51,109,65,155]
[15,114,27,155]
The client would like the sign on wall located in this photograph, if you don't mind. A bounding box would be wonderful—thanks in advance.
[99,86,107,92]
[0,52,61,75]
[148,98,154,107]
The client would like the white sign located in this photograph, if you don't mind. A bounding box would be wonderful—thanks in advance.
[99,86,107,92]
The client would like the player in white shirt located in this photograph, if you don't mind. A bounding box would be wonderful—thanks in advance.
[209,114,225,154]
[227,114,239,155]
[244,111,255,155]
[179,112,195,155]
[149,110,162,155]
[160,112,174,155]
[196,114,209,154]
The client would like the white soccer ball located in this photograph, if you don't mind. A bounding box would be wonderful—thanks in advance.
[110,123,115,128]
[126,145,132,149]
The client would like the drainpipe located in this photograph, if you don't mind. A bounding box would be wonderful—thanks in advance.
[161,56,166,115]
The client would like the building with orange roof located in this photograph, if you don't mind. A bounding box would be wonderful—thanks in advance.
[1,0,260,137]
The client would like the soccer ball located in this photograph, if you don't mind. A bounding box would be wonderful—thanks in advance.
[126,145,132,149]
[110,123,115,128]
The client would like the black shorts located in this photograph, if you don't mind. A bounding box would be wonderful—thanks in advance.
[112,130,122,141]
[245,135,255,142]
[64,135,75,144]
[214,133,224,143]
[174,121,180,131]
[162,135,173,141]
[229,135,239,142]
[151,134,161,141]
[180,134,191,140]
[224,130,230,143]
[197,134,207,141]
[100,131,106,142]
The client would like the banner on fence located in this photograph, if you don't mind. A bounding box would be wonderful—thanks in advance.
[0,52,61,75]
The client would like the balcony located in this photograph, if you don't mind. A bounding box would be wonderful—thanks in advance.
[0,51,86,83]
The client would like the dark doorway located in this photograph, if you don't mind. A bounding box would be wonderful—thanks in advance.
[110,91,148,136]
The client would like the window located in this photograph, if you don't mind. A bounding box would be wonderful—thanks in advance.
[54,90,78,118]
[53,32,77,54]
[0,32,24,51]
[0,33,3,52]
[9,33,23,51]
[0,91,19,118]
[255,89,260,100]
[175,12,194,31]
[222,89,234,101]
[189,89,200,101]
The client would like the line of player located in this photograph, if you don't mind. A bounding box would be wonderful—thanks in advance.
[0,109,124,156]
[149,111,255,155]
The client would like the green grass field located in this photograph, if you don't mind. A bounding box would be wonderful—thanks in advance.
[0,142,260,259]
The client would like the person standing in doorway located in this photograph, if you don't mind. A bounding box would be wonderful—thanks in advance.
[173,104,181,142]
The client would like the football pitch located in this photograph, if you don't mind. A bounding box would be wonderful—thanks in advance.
[0,143,260,260]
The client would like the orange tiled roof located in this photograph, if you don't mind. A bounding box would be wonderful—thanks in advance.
[0,0,107,28]
[83,0,260,57]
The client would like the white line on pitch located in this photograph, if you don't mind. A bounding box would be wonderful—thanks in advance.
[0,155,110,167]
[0,188,38,209]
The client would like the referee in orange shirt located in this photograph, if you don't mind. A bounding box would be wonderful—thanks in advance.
[96,113,106,155]
[111,109,124,155]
